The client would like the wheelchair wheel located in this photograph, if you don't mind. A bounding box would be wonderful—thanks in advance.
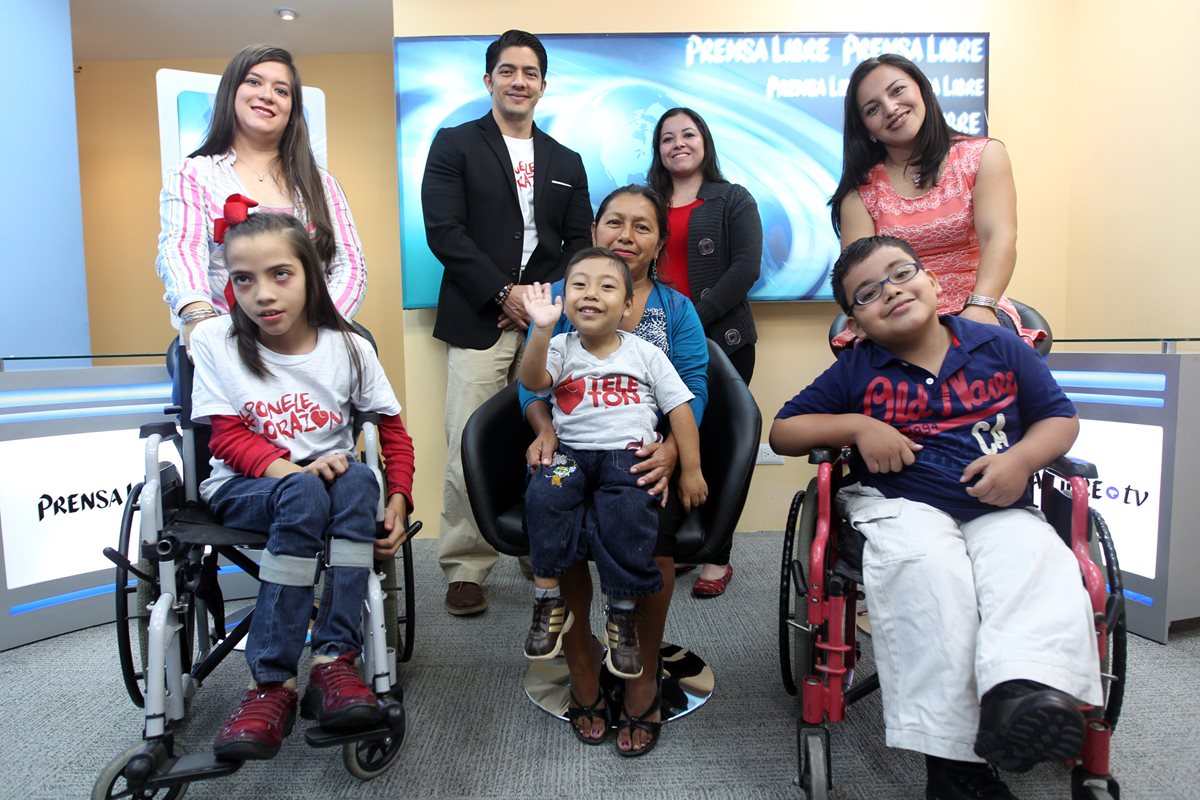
[784,481,822,694]
[779,488,805,695]
[342,724,404,781]
[1071,766,1120,800]
[1090,509,1127,727]
[92,744,188,800]
[114,478,198,711]
[382,537,416,663]
[115,482,151,708]
[798,725,830,800]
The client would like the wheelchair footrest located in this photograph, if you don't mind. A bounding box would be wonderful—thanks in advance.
[303,697,405,748]
[144,751,242,790]
[304,719,398,749]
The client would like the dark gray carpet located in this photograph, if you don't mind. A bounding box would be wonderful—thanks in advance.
[1,533,1195,798]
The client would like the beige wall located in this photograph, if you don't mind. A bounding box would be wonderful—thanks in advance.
[76,53,406,398]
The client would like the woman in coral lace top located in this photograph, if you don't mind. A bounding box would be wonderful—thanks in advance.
[830,54,1036,348]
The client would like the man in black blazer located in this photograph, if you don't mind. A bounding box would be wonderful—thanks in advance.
[421,29,591,617]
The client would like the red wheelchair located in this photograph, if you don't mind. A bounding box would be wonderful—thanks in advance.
[778,447,1127,799]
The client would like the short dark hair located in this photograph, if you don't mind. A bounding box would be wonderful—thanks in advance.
[832,235,922,313]
[565,246,634,301]
[486,30,548,77]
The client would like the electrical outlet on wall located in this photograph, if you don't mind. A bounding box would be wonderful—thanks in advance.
[757,443,785,465]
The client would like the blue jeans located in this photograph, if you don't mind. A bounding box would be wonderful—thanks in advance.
[210,462,379,684]
[524,445,663,599]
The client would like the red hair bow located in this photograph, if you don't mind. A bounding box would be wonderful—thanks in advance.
[213,193,259,245]
[215,194,258,309]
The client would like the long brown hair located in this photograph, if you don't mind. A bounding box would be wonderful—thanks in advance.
[223,213,364,391]
[189,44,337,264]
[829,54,966,236]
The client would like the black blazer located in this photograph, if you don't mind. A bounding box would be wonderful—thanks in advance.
[421,113,592,349]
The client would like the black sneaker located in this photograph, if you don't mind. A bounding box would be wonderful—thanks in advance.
[974,679,1086,772]
[925,755,1016,800]
[604,607,643,679]
[524,596,573,660]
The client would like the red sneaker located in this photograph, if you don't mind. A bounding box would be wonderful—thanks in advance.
[301,651,382,730]
[213,684,297,761]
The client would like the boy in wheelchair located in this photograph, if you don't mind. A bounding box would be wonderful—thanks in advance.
[770,236,1102,799]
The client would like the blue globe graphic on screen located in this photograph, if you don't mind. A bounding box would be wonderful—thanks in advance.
[549,85,677,206]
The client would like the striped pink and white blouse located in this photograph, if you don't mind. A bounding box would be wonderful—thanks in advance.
[155,150,367,322]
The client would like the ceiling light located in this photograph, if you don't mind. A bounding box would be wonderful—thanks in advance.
[275,8,298,21]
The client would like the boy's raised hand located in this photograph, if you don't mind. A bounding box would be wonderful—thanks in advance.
[522,281,563,329]
[854,417,922,473]
[961,452,1030,507]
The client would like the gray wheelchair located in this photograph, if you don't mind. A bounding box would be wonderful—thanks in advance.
[94,336,417,798]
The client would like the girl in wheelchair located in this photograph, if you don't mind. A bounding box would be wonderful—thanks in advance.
[770,236,1102,799]
[189,210,414,761]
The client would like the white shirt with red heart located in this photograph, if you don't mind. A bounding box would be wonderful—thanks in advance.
[190,316,400,501]
[539,330,694,452]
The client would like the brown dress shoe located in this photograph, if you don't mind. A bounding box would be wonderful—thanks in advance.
[445,581,488,616]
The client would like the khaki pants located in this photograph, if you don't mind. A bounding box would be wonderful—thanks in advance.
[438,332,524,584]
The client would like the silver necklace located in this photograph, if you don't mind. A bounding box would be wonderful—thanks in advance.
[241,160,271,183]
[888,160,921,187]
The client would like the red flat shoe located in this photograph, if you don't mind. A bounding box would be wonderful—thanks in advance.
[691,564,733,598]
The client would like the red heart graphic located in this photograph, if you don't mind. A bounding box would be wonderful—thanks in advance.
[310,408,330,428]
[554,373,586,415]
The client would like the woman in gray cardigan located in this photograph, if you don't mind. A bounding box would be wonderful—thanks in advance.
[648,107,763,597]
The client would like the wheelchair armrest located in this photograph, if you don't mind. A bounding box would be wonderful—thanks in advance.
[140,421,180,440]
[1045,455,1098,480]
[354,411,381,439]
[808,447,841,465]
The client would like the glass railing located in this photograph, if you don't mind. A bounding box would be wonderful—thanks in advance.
[1052,338,1200,354]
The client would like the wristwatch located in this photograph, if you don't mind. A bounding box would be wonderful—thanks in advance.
[965,294,1000,312]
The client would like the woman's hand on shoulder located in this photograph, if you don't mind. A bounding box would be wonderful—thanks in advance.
[631,436,679,506]
[959,304,1002,327]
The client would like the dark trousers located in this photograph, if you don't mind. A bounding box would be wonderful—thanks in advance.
[524,444,664,598]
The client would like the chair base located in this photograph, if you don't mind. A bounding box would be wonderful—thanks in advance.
[523,642,713,723]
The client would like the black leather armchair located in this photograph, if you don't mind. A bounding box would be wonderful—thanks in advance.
[461,339,761,565]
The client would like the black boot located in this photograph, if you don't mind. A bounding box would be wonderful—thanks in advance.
[974,679,1085,772]
[925,755,1016,800]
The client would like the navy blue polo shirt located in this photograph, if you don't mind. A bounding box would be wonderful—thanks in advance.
[776,316,1075,520]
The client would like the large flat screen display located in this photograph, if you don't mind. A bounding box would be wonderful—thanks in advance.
[394,32,990,308]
